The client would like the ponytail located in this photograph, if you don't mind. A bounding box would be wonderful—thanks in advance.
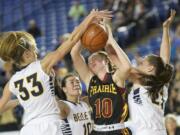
[107,59,117,73]
[137,55,174,103]
[158,64,174,84]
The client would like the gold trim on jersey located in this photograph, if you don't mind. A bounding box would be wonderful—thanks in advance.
[89,83,117,96]
[120,103,128,122]
[121,128,130,135]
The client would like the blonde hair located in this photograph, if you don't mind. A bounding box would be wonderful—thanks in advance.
[0,31,36,64]
[90,51,116,72]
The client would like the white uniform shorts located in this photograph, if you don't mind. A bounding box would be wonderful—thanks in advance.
[132,129,167,135]
[20,115,63,135]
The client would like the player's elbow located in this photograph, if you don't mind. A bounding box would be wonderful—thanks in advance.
[70,49,75,59]
[70,48,80,60]
[0,102,5,114]
[48,51,65,68]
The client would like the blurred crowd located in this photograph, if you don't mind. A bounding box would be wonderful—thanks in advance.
[103,0,180,47]
[0,0,180,135]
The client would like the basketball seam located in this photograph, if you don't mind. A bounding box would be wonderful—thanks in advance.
[89,29,104,51]
[91,31,108,49]
[83,24,97,49]
[82,24,94,48]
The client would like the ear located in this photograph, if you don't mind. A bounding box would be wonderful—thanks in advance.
[147,65,155,73]
[104,60,108,65]
[62,87,67,93]
[22,50,31,59]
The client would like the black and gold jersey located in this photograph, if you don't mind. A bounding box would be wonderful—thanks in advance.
[88,72,128,125]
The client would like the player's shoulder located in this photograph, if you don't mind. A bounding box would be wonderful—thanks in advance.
[62,100,89,110]
[60,100,78,108]
[15,60,40,73]
[27,60,41,69]
[10,60,44,81]
[79,101,88,106]
[131,84,147,93]
[79,101,90,110]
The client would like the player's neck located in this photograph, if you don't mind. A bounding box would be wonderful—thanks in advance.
[19,62,31,67]
[19,58,35,67]
[97,68,107,81]
[67,96,79,104]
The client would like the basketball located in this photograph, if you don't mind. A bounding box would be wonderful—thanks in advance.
[81,23,108,52]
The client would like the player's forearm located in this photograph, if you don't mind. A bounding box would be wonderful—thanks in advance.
[56,14,94,56]
[160,27,171,64]
[0,100,4,114]
[110,39,131,69]
[1,99,19,113]
[71,43,91,86]
[160,9,176,64]
[0,99,8,114]
[0,84,11,114]
[71,44,86,72]
[68,14,94,44]
[54,35,75,58]
[70,41,83,59]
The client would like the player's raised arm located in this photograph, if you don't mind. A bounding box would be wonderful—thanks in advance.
[41,10,112,74]
[105,24,131,86]
[70,41,93,87]
[0,82,12,114]
[160,9,176,64]
[1,99,19,113]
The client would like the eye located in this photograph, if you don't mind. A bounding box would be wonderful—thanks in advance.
[137,61,142,65]
[88,61,92,64]
[77,80,80,84]
[70,81,74,84]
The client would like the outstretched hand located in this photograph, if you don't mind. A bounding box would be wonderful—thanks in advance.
[163,9,176,28]
[103,23,117,55]
[90,9,113,21]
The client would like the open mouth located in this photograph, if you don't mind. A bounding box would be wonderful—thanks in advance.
[73,86,80,90]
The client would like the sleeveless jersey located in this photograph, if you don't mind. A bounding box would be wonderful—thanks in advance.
[60,100,92,135]
[9,60,59,124]
[87,73,128,125]
[125,84,168,133]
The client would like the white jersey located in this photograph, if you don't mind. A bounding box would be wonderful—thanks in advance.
[9,60,60,125]
[60,100,92,135]
[125,84,168,135]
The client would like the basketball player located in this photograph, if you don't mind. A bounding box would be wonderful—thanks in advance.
[0,10,112,135]
[108,10,176,135]
[70,23,131,134]
[57,74,92,135]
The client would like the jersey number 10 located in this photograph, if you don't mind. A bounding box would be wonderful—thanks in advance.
[95,98,113,118]
[83,122,91,135]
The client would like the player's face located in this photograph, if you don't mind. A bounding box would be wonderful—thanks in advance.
[88,54,106,74]
[64,76,82,97]
[24,45,38,63]
[136,56,154,74]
